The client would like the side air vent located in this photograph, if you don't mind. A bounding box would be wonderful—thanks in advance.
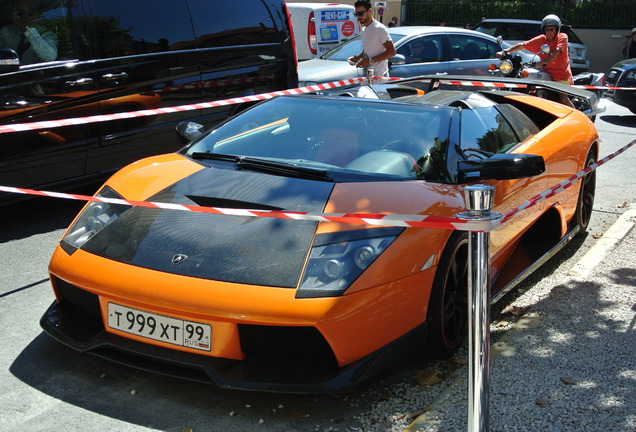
[239,324,338,366]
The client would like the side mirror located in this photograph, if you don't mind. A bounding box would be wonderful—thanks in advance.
[540,44,550,54]
[176,121,204,145]
[458,153,545,182]
[0,49,19,73]
[496,35,503,44]
[388,54,406,66]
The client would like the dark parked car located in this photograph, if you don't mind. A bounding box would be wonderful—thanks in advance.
[298,26,511,85]
[474,18,589,74]
[605,58,636,113]
[0,0,298,203]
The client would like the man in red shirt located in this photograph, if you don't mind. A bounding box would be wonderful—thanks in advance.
[496,14,574,108]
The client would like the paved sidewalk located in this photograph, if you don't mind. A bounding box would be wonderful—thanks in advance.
[404,205,636,432]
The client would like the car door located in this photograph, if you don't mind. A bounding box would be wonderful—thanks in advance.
[390,34,449,78]
[0,1,94,191]
[447,33,500,76]
[83,0,202,176]
[456,104,548,281]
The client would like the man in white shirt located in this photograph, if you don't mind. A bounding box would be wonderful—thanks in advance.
[347,0,396,77]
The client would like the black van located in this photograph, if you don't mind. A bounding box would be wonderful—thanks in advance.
[0,0,298,202]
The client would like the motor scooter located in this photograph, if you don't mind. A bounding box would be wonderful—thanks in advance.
[489,43,603,120]
[490,47,565,103]
[490,42,550,77]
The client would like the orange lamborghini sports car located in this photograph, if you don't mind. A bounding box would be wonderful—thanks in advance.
[41,77,599,393]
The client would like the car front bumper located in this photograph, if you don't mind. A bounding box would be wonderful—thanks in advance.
[41,242,436,393]
[40,297,426,393]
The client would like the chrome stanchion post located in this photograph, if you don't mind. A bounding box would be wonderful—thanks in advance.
[366,67,374,84]
[458,185,500,432]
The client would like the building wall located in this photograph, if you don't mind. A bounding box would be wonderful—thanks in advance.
[576,29,631,73]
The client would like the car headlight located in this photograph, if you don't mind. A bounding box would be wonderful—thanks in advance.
[499,59,514,76]
[296,228,403,298]
[60,186,128,254]
[626,70,636,80]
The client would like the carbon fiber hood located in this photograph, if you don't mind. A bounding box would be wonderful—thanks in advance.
[82,168,334,287]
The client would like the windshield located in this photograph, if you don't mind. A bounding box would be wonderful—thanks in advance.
[185,96,451,181]
[321,33,405,61]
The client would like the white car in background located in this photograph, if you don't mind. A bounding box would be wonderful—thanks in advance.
[299,26,514,85]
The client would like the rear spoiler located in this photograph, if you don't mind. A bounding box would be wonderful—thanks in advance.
[402,74,605,119]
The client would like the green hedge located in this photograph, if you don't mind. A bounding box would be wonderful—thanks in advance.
[403,1,636,30]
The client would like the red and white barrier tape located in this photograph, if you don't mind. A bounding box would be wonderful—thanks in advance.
[572,85,634,91]
[0,77,367,135]
[0,184,493,231]
[1,75,632,135]
[440,79,528,89]
[502,138,636,223]
[441,79,633,91]
[2,138,635,232]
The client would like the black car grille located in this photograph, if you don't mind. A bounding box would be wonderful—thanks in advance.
[606,67,636,96]
[52,277,339,368]
[606,70,621,85]
[239,324,338,365]
[605,68,623,93]
[55,277,102,320]
[53,277,105,342]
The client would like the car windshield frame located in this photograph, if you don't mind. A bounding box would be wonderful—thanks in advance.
[184,95,453,182]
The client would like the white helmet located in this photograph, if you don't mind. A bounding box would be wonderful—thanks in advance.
[541,14,561,33]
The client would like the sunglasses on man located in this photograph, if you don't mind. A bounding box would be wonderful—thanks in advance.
[354,9,369,17]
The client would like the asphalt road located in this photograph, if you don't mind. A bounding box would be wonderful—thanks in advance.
[1,98,635,432]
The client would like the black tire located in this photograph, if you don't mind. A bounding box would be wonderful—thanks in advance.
[574,150,596,233]
[426,231,469,358]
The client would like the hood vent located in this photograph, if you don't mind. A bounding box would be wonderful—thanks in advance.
[187,195,283,211]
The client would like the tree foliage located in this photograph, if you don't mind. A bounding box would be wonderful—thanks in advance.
[404,1,635,29]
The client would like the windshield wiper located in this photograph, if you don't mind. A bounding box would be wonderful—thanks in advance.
[189,152,332,181]
[189,152,240,162]
[237,157,333,181]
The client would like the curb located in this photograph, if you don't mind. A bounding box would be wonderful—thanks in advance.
[402,204,636,432]
[568,204,636,279]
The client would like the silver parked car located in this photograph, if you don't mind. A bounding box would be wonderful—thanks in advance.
[473,19,589,74]
[298,26,511,85]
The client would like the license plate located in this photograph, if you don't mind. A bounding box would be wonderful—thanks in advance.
[107,303,211,351]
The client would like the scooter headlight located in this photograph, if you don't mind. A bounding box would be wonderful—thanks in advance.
[499,59,514,76]
[297,228,402,298]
